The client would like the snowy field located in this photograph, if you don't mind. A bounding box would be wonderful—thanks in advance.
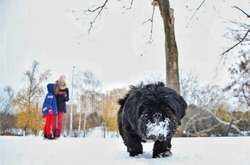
[1,130,250,165]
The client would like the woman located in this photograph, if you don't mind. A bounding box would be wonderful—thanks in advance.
[54,75,69,138]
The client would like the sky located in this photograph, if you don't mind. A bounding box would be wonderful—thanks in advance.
[0,0,248,92]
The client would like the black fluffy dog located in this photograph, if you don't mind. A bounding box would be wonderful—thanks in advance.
[118,82,187,158]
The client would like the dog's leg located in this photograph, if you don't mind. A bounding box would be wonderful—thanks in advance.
[124,131,143,157]
[152,138,172,158]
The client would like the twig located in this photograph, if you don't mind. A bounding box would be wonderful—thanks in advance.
[87,0,109,33]
[142,5,156,43]
[222,28,250,56]
[186,0,207,27]
[127,0,134,10]
[233,6,250,18]
[221,6,250,55]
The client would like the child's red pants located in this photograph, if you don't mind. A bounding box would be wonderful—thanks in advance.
[43,111,54,137]
[54,112,64,137]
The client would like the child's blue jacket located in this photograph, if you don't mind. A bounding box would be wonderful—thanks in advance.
[42,83,58,116]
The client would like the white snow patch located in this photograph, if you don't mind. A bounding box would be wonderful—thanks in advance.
[146,118,170,138]
[1,129,250,165]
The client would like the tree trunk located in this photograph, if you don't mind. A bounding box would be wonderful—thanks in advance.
[78,113,82,132]
[83,113,87,137]
[157,0,180,93]
[69,104,73,136]
[78,102,82,133]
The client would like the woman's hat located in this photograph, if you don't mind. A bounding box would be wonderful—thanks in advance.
[58,75,66,83]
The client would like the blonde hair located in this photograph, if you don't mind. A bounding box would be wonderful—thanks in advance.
[58,75,66,83]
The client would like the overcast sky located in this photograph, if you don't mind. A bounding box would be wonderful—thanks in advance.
[0,0,248,91]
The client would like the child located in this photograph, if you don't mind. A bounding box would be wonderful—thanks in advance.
[42,83,58,139]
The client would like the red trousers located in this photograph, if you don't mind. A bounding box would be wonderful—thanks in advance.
[55,112,64,136]
[53,112,64,137]
[43,112,64,138]
[43,111,55,137]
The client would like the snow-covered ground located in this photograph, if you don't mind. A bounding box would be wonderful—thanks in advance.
[1,129,250,165]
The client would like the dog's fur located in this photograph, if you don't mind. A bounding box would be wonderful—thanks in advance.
[118,82,187,158]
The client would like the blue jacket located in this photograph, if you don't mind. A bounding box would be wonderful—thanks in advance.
[42,83,58,116]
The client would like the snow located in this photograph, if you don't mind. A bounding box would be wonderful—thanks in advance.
[146,118,170,139]
[1,129,250,165]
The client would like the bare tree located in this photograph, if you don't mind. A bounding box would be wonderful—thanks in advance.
[179,72,244,136]
[222,6,250,109]
[0,86,14,113]
[156,0,180,92]
[14,61,50,110]
[180,72,227,110]
[14,61,50,135]
[224,51,250,109]
[84,0,183,92]
[180,73,200,105]
[222,6,250,56]
[0,86,15,134]
[74,71,101,136]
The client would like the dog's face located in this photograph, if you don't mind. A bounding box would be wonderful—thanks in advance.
[137,100,178,142]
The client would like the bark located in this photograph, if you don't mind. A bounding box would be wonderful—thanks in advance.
[78,103,82,132]
[157,0,180,93]
[78,112,82,132]
[83,114,87,137]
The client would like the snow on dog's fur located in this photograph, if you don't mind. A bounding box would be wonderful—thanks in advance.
[118,82,187,158]
[146,118,170,140]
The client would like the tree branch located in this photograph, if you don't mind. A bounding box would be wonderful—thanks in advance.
[221,6,250,56]
[87,0,109,33]
[221,29,250,56]
[233,6,250,18]
[186,0,207,27]
[126,0,134,10]
[142,5,156,43]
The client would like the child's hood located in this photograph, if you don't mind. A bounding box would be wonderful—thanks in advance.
[47,83,55,94]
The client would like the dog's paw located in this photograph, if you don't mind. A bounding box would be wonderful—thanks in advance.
[128,148,143,157]
[127,145,143,157]
[129,150,143,157]
[153,150,172,158]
